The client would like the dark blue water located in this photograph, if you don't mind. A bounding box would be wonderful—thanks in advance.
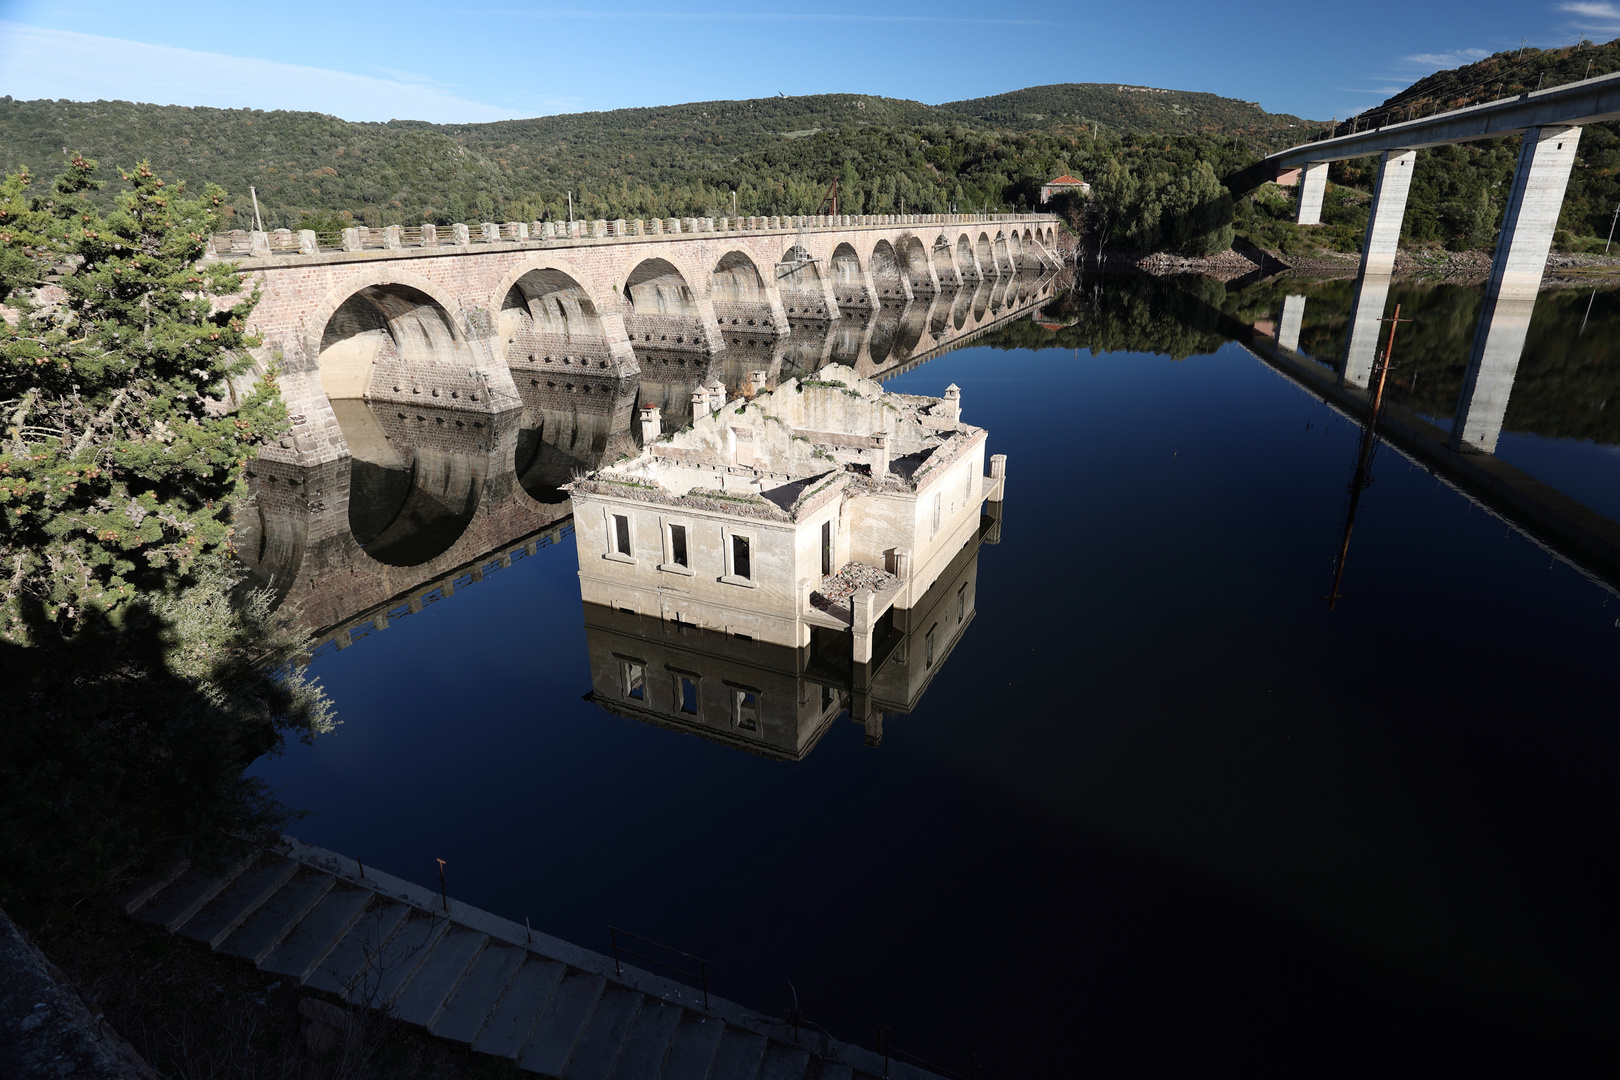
[253,330,1620,1076]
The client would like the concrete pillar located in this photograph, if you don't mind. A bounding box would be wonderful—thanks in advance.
[249,230,271,256]
[681,218,697,234]
[1451,125,1582,452]
[420,223,437,246]
[1295,161,1330,225]
[297,229,318,255]
[480,222,500,242]
[639,403,661,445]
[1278,294,1306,352]
[704,376,725,414]
[871,430,889,478]
[341,228,361,252]
[1361,150,1417,276]
[453,223,471,245]
[383,225,402,249]
[851,587,877,664]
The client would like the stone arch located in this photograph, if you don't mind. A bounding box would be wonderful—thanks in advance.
[778,243,831,317]
[992,232,1011,273]
[955,234,977,279]
[622,257,705,350]
[829,242,868,306]
[499,266,609,365]
[306,270,475,401]
[976,233,995,275]
[897,235,935,293]
[1007,230,1023,265]
[710,249,778,332]
[870,239,906,298]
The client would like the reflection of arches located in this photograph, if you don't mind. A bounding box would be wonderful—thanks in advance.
[952,284,972,330]
[336,399,486,567]
[499,267,606,363]
[317,284,462,401]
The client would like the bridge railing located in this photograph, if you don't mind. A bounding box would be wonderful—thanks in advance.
[209,211,1056,258]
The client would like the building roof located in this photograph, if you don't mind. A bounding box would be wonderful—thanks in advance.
[1046,175,1084,186]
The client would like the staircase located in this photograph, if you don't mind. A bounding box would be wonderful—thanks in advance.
[117,837,941,1080]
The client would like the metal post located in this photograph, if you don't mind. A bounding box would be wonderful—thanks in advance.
[701,960,709,1010]
[435,858,448,913]
[250,185,264,233]
[1605,200,1619,254]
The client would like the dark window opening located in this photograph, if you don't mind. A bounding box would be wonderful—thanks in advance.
[925,625,937,667]
[957,583,968,625]
[734,689,759,731]
[679,676,698,715]
[614,514,631,556]
[626,662,645,700]
[669,523,688,567]
[821,519,832,578]
[732,534,751,579]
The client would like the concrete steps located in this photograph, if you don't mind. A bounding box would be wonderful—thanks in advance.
[122,837,937,1080]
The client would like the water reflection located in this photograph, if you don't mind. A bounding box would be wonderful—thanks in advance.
[248,272,1058,642]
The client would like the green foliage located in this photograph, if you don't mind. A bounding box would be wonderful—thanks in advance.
[0,86,1311,231]
[0,157,287,640]
[0,157,331,913]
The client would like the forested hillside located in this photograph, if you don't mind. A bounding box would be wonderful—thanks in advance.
[0,84,1314,232]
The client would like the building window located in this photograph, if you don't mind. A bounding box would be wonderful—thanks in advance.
[957,583,967,625]
[822,683,837,712]
[678,676,699,716]
[925,625,937,667]
[821,519,832,578]
[732,689,759,731]
[731,534,751,580]
[613,513,632,556]
[624,661,645,700]
[669,523,688,567]
[932,493,941,536]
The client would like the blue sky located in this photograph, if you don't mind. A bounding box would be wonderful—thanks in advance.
[1,1,1616,124]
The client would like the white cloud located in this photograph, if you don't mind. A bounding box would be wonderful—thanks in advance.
[1559,2,1620,33]
[0,22,542,122]
[1400,49,1492,67]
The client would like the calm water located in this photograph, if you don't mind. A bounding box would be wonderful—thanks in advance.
[252,275,1620,1076]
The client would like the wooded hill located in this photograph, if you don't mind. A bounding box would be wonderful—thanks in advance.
[0,84,1315,232]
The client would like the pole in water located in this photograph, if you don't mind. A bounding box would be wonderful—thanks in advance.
[435,858,448,913]
[356,858,365,880]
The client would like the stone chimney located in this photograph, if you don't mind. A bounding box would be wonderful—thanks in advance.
[691,388,710,422]
[705,377,726,413]
[942,383,962,423]
[640,402,661,445]
[871,431,889,478]
[749,370,767,393]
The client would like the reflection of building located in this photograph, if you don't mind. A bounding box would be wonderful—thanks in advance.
[570,362,1008,750]
[582,505,996,756]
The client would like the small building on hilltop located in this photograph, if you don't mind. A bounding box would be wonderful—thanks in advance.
[1040,174,1091,203]
[569,364,1007,670]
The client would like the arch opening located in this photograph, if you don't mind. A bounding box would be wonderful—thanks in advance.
[500,268,608,366]
[623,258,705,351]
[898,235,935,293]
[778,244,829,318]
[711,250,778,333]
[976,233,996,276]
[829,243,869,308]
[869,239,905,297]
[956,235,977,280]
[317,284,462,402]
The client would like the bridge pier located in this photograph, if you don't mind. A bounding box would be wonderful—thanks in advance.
[1294,161,1330,225]
[1451,126,1583,452]
[1340,149,1418,386]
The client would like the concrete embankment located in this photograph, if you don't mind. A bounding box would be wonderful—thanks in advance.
[112,837,942,1080]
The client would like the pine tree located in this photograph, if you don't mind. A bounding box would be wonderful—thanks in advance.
[0,157,287,640]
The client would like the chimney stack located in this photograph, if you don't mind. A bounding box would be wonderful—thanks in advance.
[639,402,662,445]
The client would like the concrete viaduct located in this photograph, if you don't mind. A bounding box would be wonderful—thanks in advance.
[218,213,1061,471]
[1244,69,1620,453]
